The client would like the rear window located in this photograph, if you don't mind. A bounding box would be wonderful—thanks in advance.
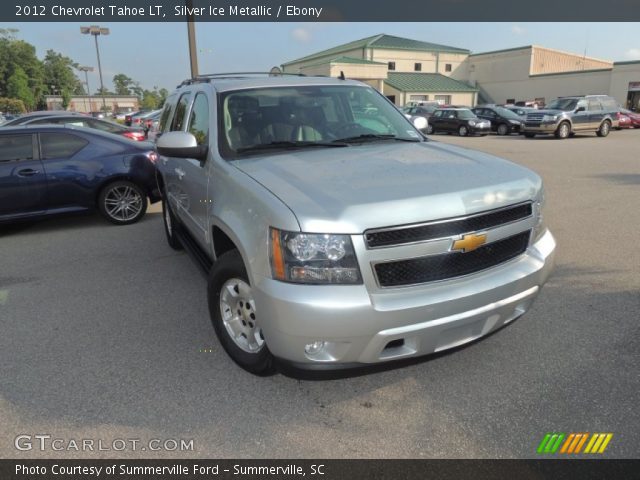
[40,133,88,159]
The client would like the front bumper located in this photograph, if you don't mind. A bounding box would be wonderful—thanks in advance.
[469,124,491,134]
[522,122,558,133]
[254,230,556,367]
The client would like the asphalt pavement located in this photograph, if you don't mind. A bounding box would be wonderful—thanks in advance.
[1,130,638,458]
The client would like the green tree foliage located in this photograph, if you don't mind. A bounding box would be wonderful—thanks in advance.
[7,66,35,110]
[43,49,84,96]
[0,37,44,106]
[113,73,134,95]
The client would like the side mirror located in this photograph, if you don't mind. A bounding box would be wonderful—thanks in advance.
[412,116,428,131]
[576,106,586,113]
[156,131,208,161]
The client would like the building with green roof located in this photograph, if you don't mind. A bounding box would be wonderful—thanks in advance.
[282,34,475,106]
[280,34,640,109]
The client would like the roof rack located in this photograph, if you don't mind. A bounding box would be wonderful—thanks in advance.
[178,72,306,87]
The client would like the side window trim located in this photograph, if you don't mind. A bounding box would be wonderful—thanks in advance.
[170,91,192,132]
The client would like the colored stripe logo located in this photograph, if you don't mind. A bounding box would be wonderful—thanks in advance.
[537,433,613,454]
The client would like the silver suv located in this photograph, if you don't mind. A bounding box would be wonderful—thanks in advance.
[522,95,618,139]
[155,74,555,375]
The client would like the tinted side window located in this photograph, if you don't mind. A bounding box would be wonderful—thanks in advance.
[432,110,443,118]
[40,133,88,159]
[187,93,209,146]
[158,97,175,133]
[588,99,602,111]
[170,93,191,131]
[0,135,33,162]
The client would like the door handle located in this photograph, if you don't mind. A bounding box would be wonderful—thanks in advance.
[17,168,39,177]
[175,167,185,180]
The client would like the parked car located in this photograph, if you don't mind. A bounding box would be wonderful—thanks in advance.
[502,105,537,118]
[144,111,163,141]
[2,110,85,126]
[153,75,555,375]
[615,111,632,129]
[521,95,618,139]
[0,125,159,225]
[8,115,147,141]
[125,110,154,127]
[472,106,523,135]
[141,110,162,137]
[402,104,439,132]
[125,111,145,126]
[619,108,640,128]
[427,108,491,136]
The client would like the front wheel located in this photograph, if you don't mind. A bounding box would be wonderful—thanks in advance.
[98,180,147,225]
[555,122,571,139]
[596,120,611,137]
[497,123,510,136]
[458,125,469,137]
[207,250,275,375]
[426,124,435,134]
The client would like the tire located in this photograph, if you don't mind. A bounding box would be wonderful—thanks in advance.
[596,120,611,137]
[458,125,469,137]
[207,250,275,375]
[426,124,435,134]
[497,123,510,136]
[554,121,571,139]
[98,180,147,225]
[523,132,536,138]
[162,196,183,250]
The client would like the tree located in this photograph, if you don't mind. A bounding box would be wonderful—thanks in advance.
[7,66,35,110]
[42,49,83,97]
[0,97,26,114]
[61,88,72,110]
[0,38,44,105]
[141,89,161,109]
[113,73,134,95]
[157,88,169,108]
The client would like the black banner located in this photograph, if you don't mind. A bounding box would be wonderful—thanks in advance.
[2,0,640,22]
[2,460,640,480]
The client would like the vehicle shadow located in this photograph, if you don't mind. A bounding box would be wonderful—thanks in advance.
[0,210,161,238]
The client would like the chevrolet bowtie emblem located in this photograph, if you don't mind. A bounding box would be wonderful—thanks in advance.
[451,233,487,253]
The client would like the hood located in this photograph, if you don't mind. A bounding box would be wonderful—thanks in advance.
[529,109,565,116]
[232,141,541,233]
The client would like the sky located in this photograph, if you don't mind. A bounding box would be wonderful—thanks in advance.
[6,22,640,92]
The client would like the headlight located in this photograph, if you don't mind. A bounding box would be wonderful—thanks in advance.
[542,115,557,122]
[532,186,547,243]
[509,119,521,125]
[468,120,476,126]
[270,228,362,284]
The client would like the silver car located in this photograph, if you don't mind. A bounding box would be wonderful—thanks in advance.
[155,75,555,375]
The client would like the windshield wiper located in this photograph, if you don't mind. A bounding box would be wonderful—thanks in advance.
[236,140,348,154]
[332,134,420,143]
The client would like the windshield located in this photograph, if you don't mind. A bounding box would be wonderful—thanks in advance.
[218,85,421,158]
[457,109,476,120]
[495,107,522,120]
[546,98,578,111]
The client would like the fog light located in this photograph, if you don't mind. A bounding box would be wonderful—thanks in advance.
[304,341,326,355]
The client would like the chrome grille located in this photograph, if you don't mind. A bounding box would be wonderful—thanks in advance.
[365,203,532,249]
[526,112,545,122]
[374,231,530,288]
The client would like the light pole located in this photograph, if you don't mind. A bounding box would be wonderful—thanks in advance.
[80,25,109,113]
[185,0,199,78]
[77,65,94,113]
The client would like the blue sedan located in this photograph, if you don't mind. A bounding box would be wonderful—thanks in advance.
[0,125,160,225]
